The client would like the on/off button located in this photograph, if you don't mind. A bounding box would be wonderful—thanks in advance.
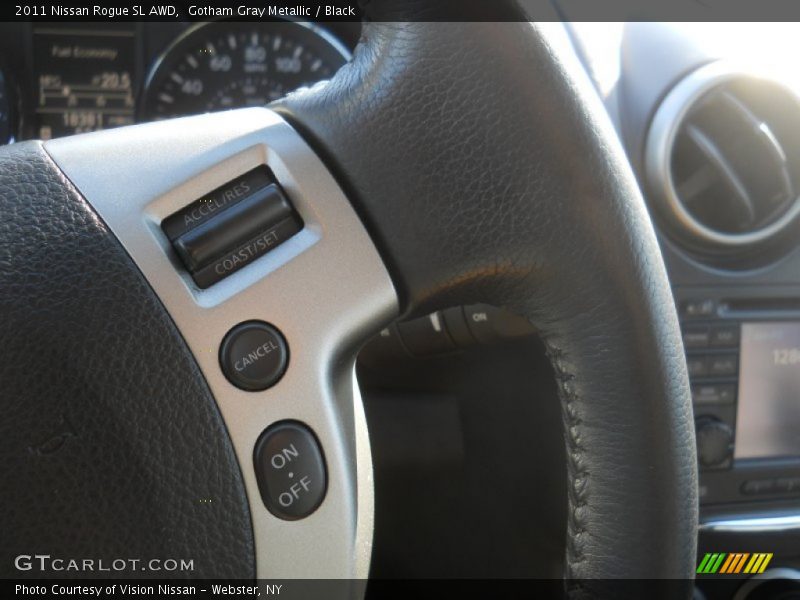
[219,321,289,391]
[253,421,327,521]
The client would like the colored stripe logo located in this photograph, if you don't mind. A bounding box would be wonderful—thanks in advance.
[697,552,773,574]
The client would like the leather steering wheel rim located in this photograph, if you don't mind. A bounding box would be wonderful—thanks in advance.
[0,5,697,597]
[273,5,698,588]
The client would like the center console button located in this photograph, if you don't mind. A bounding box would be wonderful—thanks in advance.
[708,354,738,377]
[683,327,711,349]
[687,356,710,377]
[219,321,288,391]
[692,384,737,405]
[254,421,327,521]
[710,325,740,348]
[682,299,716,318]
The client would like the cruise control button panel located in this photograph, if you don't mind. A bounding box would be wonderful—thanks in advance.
[254,421,327,521]
[163,166,303,288]
[219,321,288,391]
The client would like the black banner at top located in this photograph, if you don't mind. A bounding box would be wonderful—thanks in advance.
[6,0,800,23]
[12,1,364,22]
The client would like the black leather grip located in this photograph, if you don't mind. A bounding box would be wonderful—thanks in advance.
[274,8,697,592]
[0,142,254,579]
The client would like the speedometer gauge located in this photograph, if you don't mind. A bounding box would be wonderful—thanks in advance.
[141,21,350,119]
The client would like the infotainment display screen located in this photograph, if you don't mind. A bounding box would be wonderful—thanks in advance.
[736,322,800,460]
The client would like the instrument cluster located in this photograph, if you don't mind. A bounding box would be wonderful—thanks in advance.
[0,20,357,143]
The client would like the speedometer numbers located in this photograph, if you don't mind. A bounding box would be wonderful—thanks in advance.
[142,22,349,120]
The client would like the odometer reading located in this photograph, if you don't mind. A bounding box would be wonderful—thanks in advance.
[143,22,349,120]
[33,26,136,139]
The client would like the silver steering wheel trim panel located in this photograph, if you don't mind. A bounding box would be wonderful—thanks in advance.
[44,107,398,582]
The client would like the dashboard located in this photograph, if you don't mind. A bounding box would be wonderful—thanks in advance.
[0,20,357,142]
[576,22,800,598]
[584,23,800,500]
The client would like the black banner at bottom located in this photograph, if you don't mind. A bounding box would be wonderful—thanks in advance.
[5,578,778,600]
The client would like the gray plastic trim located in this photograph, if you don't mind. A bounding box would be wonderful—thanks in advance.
[645,60,800,248]
[45,108,398,584]
[700,513,800,534]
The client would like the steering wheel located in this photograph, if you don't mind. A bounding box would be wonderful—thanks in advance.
[0,3,697,597]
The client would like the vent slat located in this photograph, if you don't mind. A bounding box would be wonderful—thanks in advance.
[675,164,717,204]
[683,123,756,226]
[719,91,794,199]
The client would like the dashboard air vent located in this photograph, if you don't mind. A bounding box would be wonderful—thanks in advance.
[646,62,800,252]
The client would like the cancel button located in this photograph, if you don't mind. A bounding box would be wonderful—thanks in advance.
[219,321,288,391]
